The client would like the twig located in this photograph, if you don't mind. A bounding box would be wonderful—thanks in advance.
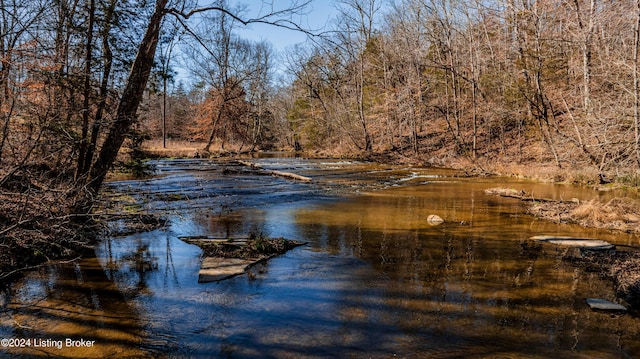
[0,256,83,281]
[0,219,33,237]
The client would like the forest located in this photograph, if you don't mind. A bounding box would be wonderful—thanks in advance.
[146,0,640,184]
[2,0,640,273]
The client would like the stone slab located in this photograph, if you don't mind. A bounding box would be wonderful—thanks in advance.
[586,298,627,312]
[531,236,614,250]
[198,257,261,283]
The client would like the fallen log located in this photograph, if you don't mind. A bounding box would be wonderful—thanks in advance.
[235,160,312,182]
[484,188,579,203]
[235,160,262,169]
[269,170,312,182]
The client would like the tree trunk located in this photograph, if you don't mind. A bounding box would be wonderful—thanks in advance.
[635,0,640,167]
[204,101,225,153]
[75,0,95,180]
[82,0,168,201]
[82,0,116,176]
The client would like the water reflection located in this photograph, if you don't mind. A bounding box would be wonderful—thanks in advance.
[0,258,145,358]
[1,158,639,358]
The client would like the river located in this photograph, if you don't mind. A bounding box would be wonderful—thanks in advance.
[1,156,639,358]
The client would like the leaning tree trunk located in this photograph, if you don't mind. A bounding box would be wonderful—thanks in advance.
[78,0,168,209]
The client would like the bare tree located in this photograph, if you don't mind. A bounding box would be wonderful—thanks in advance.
[75,0,313,202]
[245,41,275,151]
[0,0,47,162]
[334,0,383,152]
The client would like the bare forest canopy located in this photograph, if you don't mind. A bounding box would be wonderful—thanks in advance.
[277,0,640,182]
[2,0,640,214]
[0,0,314,277]
[0,0,312,206]
[148,0,640,185]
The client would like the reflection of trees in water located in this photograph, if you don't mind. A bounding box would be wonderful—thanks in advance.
[103,238,158,294]
[164,235,178,287]
[100,231,183,293]
[295,218,631,356]
[0,255,146,357]
[194,207,243,238]
[195,207,269,239]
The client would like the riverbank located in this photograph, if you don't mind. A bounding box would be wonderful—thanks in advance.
[0,164,167,282]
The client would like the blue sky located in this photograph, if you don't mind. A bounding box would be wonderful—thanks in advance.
[235,0,337,53]
[173,1,339,87]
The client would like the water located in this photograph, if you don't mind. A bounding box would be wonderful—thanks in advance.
[1,157,639,358]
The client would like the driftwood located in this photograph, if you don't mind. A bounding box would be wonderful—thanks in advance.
[484,188,579,204]
[235,160,312,182]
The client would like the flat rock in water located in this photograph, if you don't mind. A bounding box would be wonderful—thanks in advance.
[531,236,614,250]
[586,298,627,312]
[198,257,260,283]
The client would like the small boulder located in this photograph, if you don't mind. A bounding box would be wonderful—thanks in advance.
[427,214,444,226]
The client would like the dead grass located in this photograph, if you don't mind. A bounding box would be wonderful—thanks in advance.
[141,139,209,158]
[569,198,640,232]
[528,198,640,233]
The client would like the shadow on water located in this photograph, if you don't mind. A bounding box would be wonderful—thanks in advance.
[1,157,640,358]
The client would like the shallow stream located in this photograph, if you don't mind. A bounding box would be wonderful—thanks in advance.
[1,156,640,358]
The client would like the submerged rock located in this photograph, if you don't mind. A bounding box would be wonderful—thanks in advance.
[531,236,614,250]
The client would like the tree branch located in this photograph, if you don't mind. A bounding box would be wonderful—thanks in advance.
[166,1,317,37]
